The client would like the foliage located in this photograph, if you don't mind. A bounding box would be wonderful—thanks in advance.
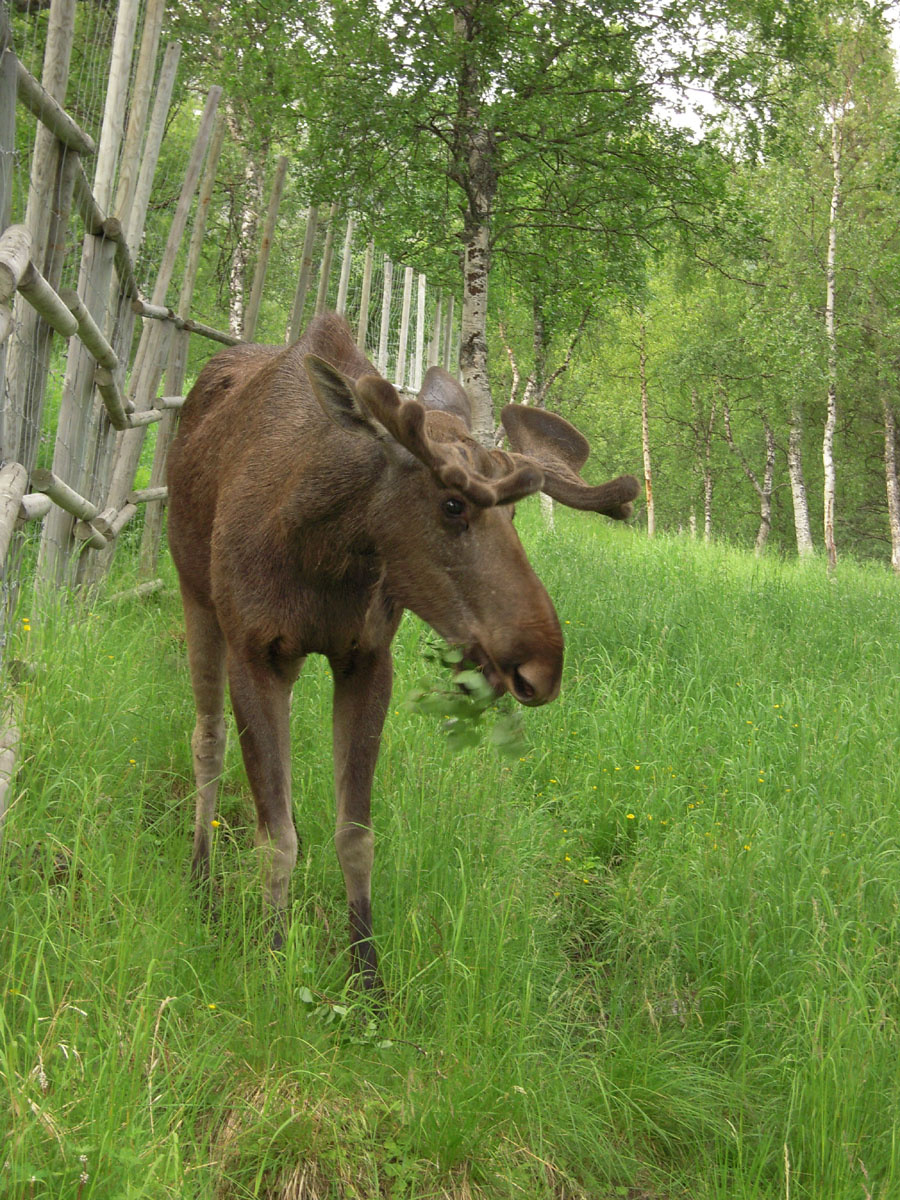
[402,643,527,757]
[13,0,900,566]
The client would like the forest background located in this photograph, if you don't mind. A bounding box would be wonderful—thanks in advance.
[14,0,900,567]
[6,5,900,1197]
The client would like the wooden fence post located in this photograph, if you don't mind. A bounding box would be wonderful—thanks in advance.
[396,266,413,389]
[377,257,392,375]
[0,462,30,562]
[36,0,141,591]
[82,85,222,585]
[413,272,426,391]
[443,295,455,371]
[243,154,288,341]
[0,454,28,834]
[287,205,318,344]
[125,41,182,254]
[113,0,166,225]
[335,215,355,316]
[89,39,182,502]
[0,2,13,234]
[356,240,374,351]
[0,0,14,461]
[85,13,172,522]
[315,202,339,316]
[138,113,227,577]
[428,294,442,370]
[4,0,78,474]
[0,689,19,850]
[104,1,169,356]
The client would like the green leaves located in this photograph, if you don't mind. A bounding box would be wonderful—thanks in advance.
[403,643,528,758]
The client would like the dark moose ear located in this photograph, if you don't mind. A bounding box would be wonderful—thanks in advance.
[304,354,383,438]
[501,404,640,520]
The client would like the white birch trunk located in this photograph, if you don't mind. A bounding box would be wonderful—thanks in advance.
[788,406,815,557]
[228,131,266,338]
[882,391,900,574]
[703,396,716,543]
[823,113,841,572]
[459,209,493,443]
[639,319,655,537]
[243,154,288,341]
[453,5,497,445]
[754,421,776,556]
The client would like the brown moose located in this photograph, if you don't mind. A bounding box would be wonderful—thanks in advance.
[167,313,638,989]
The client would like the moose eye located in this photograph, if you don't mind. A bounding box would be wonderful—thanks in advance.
[442,497,466,519]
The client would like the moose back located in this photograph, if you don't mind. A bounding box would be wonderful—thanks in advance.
[167,313,638,987]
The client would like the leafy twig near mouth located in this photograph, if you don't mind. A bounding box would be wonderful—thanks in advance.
[402,643,527,756]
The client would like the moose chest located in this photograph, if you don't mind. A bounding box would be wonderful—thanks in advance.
[210,526,400,668]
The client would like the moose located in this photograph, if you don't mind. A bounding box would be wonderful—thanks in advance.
[167,313,639,989]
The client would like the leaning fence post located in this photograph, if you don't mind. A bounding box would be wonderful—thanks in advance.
[0,3,13,235]
[0,460,29,802]
[82,27,178,545]
[5,0,79,475]
[125,41,182,256]
[0,458,27,637]
[81,85,222,586]
[377,257,393,376]
[287,205,318,344]
[36,0,141,592]
[428,294,442,370]
[114,0,166,217]
[356,240,374,352]
[97,38,181,469]
[335,215,355,317]
[0,463,30,566]
[442,295,455,372]
[315,202,339,316]
[138,113,227,578]
[395,266,413,389]
[413,273,426,391]
[0,1,15,463]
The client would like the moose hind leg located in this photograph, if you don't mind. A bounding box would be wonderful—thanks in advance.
[181,592,228,881]
[330,646,393,990]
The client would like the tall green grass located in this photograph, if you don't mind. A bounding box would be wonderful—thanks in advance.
[2,511,899,1198]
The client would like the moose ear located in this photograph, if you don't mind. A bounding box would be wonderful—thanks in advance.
[501,404,640,520]
[304,355,382,437]
[417,366,473,429]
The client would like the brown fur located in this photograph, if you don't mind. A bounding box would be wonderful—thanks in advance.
[167,313,633,988]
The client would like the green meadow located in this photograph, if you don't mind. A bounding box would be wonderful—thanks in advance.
[2,507,899,1199]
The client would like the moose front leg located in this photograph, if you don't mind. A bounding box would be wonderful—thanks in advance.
[329,645,393,990]
[227,650,303,945]
[181,591,228,883]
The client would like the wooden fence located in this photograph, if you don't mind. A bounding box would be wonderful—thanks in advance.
[0,0,459,841]
[0,0,459,586]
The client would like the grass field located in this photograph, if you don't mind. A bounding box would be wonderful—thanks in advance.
[2,507,900,1199]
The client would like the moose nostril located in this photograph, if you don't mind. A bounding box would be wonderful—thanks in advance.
[510,658,561,706]
[511,667,536,702]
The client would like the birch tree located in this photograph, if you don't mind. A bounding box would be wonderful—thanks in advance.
[638,317,655,538]
[294,0,816,442]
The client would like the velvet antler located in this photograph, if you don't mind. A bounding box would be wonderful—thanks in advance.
[501,404,639,520]
[356,375,543,507]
